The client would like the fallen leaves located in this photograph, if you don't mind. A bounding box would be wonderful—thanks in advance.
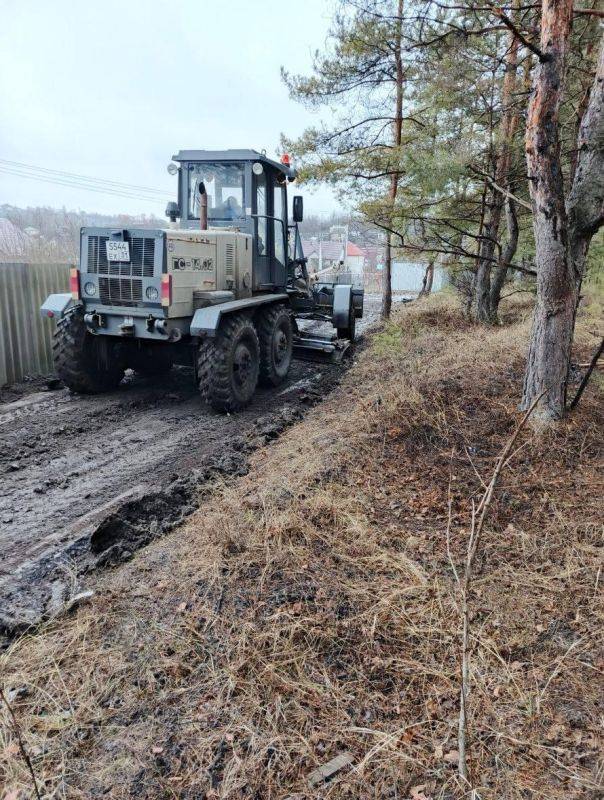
[409,784,434,800]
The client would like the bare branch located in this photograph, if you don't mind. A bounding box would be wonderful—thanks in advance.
[469,165,533,210]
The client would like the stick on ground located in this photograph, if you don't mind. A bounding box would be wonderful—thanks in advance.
[456,393,543,783]
[0,688,42,799]
[569,337,604,411]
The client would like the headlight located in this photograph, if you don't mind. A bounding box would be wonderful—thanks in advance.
[146,286,159,301]
[84,281,96,296]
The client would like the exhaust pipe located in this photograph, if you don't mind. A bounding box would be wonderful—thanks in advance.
[199,181,208,230]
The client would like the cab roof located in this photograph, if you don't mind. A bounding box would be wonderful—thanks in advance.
[172,149,296,179]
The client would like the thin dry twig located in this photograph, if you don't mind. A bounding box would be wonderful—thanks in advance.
[0,687,42,800]
[569,337,604,410]
[456,391,544,783]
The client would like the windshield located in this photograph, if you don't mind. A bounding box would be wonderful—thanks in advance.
[188,162,244,221]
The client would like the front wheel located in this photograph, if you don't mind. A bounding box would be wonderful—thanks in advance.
[197,314,260,412]
[337,304,356,342]
[257,304,293,387]
[53,310,125,394]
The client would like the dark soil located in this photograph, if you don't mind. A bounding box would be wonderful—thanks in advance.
[0,360,344,640]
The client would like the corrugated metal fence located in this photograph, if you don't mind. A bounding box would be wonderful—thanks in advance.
[0,262,71,386]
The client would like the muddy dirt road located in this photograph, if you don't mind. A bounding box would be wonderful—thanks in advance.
[0,360,341,635]
[0,298,390,637]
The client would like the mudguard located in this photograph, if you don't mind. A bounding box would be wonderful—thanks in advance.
[40,293,77,320]
[332,284,353,328]
[190,294,289,337]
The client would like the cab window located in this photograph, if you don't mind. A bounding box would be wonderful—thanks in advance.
[273,184,286,264]
[255,170,267,255]
[188,162,244,221]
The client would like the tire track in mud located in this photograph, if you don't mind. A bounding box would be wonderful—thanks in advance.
[0,360,345,642]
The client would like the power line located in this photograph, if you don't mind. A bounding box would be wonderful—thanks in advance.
[0,166,166,204]
[0,158,169,196]
[0,166,165,203]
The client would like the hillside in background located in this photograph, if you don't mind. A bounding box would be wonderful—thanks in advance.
[0,204,166,262]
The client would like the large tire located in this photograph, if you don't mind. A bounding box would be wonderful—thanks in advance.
[337,303,356,342]
[257,304,293,387]
[197,314,260,412]
[128,345,173,377]
[53,310,124,394]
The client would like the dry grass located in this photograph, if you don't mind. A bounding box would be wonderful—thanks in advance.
[1,293,602,799]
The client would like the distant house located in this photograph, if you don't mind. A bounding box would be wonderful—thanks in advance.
[302,239,366,277]
[0,218,31,260]
[361,245,386,272]
[345,242,365,275]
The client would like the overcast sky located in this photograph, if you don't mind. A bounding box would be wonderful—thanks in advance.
[0,0,338,217]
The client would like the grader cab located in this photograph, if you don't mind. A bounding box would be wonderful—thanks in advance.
[41,149,363,412]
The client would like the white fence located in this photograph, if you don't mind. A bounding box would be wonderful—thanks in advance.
[0,262,71,386]
[392,261,446,293]
[317,261,447,294]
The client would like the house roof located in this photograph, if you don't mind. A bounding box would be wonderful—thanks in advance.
[302,239,366,261]
[346,242,363,256]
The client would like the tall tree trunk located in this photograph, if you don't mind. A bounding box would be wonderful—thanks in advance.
[468,180,489,318]
[521,10,603,421]
[419,260,435,297]
[381,0,404,320]
[489,198,519,319]
[521,0,574,419]
[382,234,393,319]
[473,14,520,323]
[567,39,604,280]
[569,39,595,185]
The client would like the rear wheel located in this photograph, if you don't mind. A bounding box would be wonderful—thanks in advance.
[197,314,260,412]
[337,303,356,342]
[257,304,293,387]
[53,310,124,394]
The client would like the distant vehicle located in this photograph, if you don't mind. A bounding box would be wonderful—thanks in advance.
[41,149,363,412]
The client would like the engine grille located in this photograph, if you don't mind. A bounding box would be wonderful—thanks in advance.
[99,277,143,307]
[225,242,235,276]
[87,234,155,307]
[86,235,155,277]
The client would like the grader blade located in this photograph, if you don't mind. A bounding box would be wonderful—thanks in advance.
[292,333,350,364]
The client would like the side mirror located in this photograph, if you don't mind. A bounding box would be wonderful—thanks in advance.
[165,201,180,222]
[293,195,303,223]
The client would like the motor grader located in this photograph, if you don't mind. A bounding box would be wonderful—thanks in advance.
[41,150,363,412]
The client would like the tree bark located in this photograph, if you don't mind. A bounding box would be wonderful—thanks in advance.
[381,0,404,320]
[569,39,595,185]
[567,39,604,265]
[521,10,603,421]
[472,14,520,323]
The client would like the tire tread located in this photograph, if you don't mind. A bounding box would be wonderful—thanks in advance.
[53,311,123,394]
[197,314,259,412]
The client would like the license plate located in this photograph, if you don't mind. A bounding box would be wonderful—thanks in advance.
[106,241,130,262]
